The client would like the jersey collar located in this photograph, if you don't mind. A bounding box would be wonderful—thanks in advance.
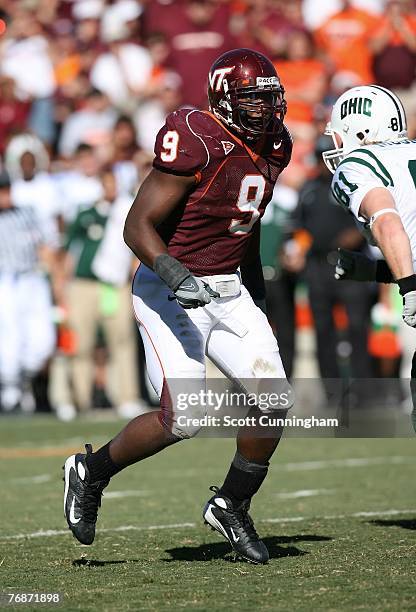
[203,111,260,163]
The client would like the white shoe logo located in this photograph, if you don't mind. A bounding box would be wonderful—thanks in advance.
[230,527,240,542]
[77,461,85,481]
[273,141,282,150]
[69,497,81,524]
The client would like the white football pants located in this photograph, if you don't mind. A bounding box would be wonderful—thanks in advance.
[132,265,289,438]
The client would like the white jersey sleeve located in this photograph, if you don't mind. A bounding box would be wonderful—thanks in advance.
[331,148,395,222]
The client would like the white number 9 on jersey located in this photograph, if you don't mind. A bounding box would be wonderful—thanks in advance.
[161,130,179,162]
[229,174,266,234]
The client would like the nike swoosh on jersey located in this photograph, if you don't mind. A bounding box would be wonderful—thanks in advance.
[273,141,282,150]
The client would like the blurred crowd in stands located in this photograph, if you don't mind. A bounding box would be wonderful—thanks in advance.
[0,0,415,418]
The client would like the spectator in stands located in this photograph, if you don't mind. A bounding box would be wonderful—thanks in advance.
[55,143,103,222]
[72,0,103,52]
[280,0,306,31]
[166,0,237,109]
[302,0,341,31]
[62,166,145,418]
[58,88,117,158]
[107,115,141,195]
[71,0,106,78]
[143,31,180,102]
[51,21,82,91]
[315,0,379,85]
[141,0,177,39]
[90,20,153,111]
[146,31,171,86]
[0,77,30,156]
[135,71,183,155]
[101,0,143,44]
[234,0,302,59]
[0,9,56,143]
[274,30,327,141]
[302,0,383,31]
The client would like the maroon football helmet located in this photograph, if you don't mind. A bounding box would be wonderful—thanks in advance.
[208,48,286,141]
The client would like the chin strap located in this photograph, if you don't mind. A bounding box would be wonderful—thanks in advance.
[369,208,400,229]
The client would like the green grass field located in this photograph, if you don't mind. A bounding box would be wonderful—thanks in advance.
[1,415,415,611]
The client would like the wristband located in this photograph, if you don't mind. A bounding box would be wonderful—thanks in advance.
[375,260,394,284]
[154,254,191,291]
[397,274,416,296]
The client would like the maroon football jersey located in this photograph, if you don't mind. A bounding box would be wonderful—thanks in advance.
[153,109,292,276]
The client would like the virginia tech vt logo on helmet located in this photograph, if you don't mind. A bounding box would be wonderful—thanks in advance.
[209,66,235,92]
[340,97,373,120]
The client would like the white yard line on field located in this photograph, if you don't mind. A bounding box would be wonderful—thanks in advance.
[165,456,416,478]
[11,474,52,484]
[262,508,416,523]
[1,509,415,541]
[104,491,149,499]
[275,489,334,499]
[279,456,415,471]
[0,523,197,541]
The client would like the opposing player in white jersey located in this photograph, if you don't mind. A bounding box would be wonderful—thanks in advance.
[323,84,416,428]
[322,84,416,329]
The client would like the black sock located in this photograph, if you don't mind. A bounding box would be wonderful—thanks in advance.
[219,451,269,506]
[86,442,122,482]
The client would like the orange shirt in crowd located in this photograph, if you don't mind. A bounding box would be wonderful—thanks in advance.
[274,58,327,124]
[54,54,81,87]
[373,13,416,45]
[315,7,379,84]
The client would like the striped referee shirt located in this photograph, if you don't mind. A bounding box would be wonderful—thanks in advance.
[0,207,44,274]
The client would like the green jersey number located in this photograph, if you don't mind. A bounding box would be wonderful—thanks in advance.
[408,160,416,188]
[333,171,358,208]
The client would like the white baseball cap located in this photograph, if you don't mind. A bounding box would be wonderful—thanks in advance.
[73,0,104,21]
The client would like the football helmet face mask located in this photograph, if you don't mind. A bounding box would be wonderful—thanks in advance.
[323,85,408,173]
[208,48,286,141]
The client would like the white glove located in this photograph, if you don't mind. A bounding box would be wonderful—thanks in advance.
[402,290,416,328]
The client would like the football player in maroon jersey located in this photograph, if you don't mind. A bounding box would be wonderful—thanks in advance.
[63,49,293,565]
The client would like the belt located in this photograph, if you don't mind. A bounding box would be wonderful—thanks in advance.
[199,273,247,337]
[200,273,241,298]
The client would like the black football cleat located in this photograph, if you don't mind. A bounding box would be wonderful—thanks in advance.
[63,444,108,545]
[203,486,269,564]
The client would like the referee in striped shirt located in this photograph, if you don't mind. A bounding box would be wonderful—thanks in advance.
[0,170,56,412]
